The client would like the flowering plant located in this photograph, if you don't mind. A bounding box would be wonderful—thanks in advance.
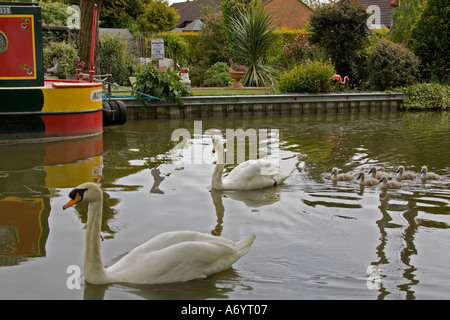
[229,59,248,72]
[74,59,86,69]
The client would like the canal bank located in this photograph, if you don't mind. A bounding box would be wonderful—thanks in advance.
[115,92,406,119]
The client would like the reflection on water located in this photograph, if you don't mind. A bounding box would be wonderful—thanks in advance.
[0,111,449,300]
[0,135,103,266]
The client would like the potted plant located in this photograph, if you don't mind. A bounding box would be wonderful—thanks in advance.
[229,59,247,88]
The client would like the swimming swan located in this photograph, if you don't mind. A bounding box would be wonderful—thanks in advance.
[211,135,296,190]
[331,167,354,181]
[379,176,402,189]
[396,166,416,180]
[356,171,379,186]
[369,167,393,180]
[63,182,255,285]
[420,166,440,180]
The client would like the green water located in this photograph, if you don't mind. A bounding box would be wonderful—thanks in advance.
[0,111,449,300]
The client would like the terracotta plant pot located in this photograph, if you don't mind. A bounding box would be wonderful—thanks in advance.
[229,71,245,89]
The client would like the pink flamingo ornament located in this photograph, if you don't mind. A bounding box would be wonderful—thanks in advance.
[331,74,349,84]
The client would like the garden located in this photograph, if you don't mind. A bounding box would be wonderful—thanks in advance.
[40,0,448,110]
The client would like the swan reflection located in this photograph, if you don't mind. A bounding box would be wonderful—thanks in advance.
[210,186,281,236]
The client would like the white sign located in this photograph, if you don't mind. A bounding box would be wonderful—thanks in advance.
[151,38,164,60]
[90,89,103,102]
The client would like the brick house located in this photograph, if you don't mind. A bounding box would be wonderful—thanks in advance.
[264,0,313,29]
[171,0,314,30]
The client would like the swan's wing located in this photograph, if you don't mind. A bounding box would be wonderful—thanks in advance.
[107,233,255,284]
[226,159,279,182]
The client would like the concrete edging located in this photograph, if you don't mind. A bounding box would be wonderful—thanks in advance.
[116,92,406,120]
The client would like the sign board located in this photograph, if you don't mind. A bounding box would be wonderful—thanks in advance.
[0,4,44,87]
[151,38,164,60]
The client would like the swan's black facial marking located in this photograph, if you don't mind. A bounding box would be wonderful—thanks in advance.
[69,188,88,200]
[63,188,88,210]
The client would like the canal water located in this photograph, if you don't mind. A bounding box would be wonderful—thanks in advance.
[0,111,449,300]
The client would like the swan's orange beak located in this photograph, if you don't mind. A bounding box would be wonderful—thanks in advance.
[212,144,216,153]
[63,192,83,210]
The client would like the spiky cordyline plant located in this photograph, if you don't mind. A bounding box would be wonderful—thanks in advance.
[227,4,277,87]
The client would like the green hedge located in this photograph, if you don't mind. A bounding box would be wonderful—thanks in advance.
[277,61,335,93]
[397,83,450,110]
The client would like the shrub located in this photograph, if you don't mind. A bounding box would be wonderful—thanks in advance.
[202,62,231,87]
[227,3,277,87]
[133,64,191,107]
[277,61,336,93]
[152,32,189,67]
[397,83,450,110]
[408,0,449,82]
[309,0,370,78]
[40,1,70,27]
[367,39,420,91]
[43,41,80,79]
[99,33,136,85]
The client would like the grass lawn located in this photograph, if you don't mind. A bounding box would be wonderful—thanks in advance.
[107,86,273,97]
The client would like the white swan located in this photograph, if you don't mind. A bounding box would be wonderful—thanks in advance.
[62,182,255,285]
[211,135,296,190]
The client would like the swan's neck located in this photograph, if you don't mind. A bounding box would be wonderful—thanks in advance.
[84,197,108,284]
[212,142,225,190]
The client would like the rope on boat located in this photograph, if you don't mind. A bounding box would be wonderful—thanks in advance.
[98,79,162,102]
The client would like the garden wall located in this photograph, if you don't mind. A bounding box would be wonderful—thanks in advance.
[117,92,406,120]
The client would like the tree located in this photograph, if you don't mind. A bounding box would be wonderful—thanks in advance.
[137,0,179,35]
[227,3,277,87]
[309,0,370,79]
[408,0,449,82]
[79,0,103,73]
[197,11,230,67]
[390,0,425,44]
[221,0,258,61]
[100,0,144,28]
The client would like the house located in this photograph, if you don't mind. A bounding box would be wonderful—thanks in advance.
[171,0,221,30]
[264,0,313,30]
[172,18,204,32]
[171,0,314,30]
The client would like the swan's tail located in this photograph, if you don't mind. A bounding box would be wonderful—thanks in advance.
[236,234,256,257]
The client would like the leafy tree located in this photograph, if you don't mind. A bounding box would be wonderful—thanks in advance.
[39,1,71,26]
[390,0,425,44]
[137,0,180,35]
[309,0,370,79]
[196,11,231,67]
[408,0,449,82]
[227,3,277,87]
[100,0,144,28]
